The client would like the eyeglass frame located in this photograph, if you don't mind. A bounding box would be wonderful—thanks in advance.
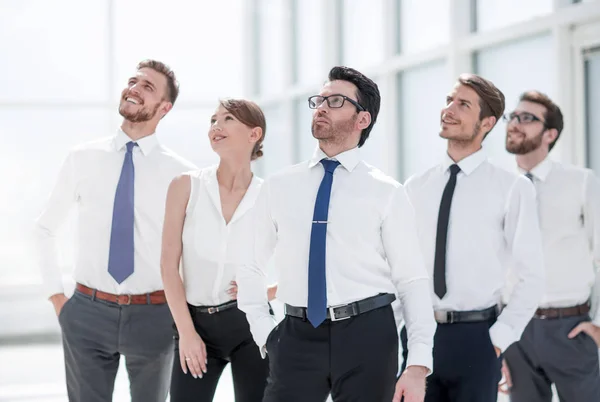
[502,111,547,127]
[307,94,366,112]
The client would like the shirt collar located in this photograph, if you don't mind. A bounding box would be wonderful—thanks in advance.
[113,129,159,156]
[442,148,487,176]
[517,157,553,182]
[308,146,361,172]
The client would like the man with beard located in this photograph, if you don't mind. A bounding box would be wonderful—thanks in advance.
[402,74,544,402]
[34,60,196,402]
[501,90,600,402]
[237,66,436,402]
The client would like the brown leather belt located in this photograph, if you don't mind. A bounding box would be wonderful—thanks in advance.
[76,283,167,305]
[534,302,590,319]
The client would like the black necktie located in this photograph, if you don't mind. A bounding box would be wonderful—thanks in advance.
[434,164,461,299]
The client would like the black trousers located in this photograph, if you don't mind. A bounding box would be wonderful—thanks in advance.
[170,304,269,402]
[263,304,398,402]
[504,314,600,402]
[401,320,501,402]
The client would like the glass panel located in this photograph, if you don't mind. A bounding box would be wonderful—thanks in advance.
[293,0,327,86]
[476,0,553,32]
[360,78,390,173]
[156,108,220,169]
[257,0,288,96]
[114,0,245,103]
[398,62,449,181]
[295,97,318,161]
[341,0,385,70]
[475,34,555,171]
[585,51,600,174]
[0,109,112,284]
[0,1,108,102]
[399,0,450,54]
[257,105,295,176]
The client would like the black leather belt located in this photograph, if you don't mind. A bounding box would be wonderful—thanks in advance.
[284,293,396,322]
[434,304,500,324]
[189,300,238,315]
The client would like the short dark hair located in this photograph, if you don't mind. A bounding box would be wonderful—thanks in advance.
[457,73,505,136]
[136,59,180,105]
[328,66,380,147]
[519,90,564,151]
[219,99,267,160]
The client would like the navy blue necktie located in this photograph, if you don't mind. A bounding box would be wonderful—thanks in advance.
[108,141,137,283]
[525,172,534,182]
[433,164,461,299]
[307,159,340,327]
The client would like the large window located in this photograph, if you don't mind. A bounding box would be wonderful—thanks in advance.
[293,0,325,86]
[585,49,600,174]
[341,0,385,70]
[295,97,318,161]
[475,0,553,32]
[399,0,450,54]
[475,34,555,171]
[0,0,109,103]
[257,105,295,177]
[398,62,449,181]
[256,0,288,96]
[114,0,245,103]
[360,78,390,172]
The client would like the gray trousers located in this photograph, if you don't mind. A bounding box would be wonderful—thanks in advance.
[58,290,174,402]
[504,314,600,402]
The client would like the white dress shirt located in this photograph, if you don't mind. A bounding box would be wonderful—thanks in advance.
[35,129,197,299]
[520,158,600,326]
[237,146,436,370]
[182,166,263,306]
[404,149,545,352]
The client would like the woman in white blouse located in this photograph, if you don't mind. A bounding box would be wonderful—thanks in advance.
[161,99,275,402]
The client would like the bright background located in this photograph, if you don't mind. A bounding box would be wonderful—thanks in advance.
[1,0,600,400]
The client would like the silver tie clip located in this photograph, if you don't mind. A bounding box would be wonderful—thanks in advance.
[312,220,329,224]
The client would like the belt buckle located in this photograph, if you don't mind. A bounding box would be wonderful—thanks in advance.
[118,294,132,305]
[207,307,219,314]
[329,306,351,322]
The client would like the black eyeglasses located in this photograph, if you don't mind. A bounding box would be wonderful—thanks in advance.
[502,112,546,126]
[308,94,365,112]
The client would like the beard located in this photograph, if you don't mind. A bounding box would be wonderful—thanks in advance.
[506,129,544,155]
[311,114,357,143]
[440,120,481,143]
[119,101,161,123]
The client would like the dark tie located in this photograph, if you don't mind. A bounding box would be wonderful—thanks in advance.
[108,141,137,283]
[525,172,534,181]
[307,159,340,327]
[433,164,461,299]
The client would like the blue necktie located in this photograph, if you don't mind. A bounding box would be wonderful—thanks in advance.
[108,141,137,283]
[307,159,340,327]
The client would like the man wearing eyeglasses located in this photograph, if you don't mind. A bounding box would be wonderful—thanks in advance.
[237,66,436,402]
[402,74,545,402]
[501,90,600,402]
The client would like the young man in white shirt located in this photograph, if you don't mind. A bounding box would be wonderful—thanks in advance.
[237,66,436,402]
[501,90,600,402]
[34,60,196,402]
[403,74,545,402]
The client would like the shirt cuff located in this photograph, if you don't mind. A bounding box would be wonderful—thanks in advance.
[45,280,65,300]
[489,320,515,353]
[404,342,433,373]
